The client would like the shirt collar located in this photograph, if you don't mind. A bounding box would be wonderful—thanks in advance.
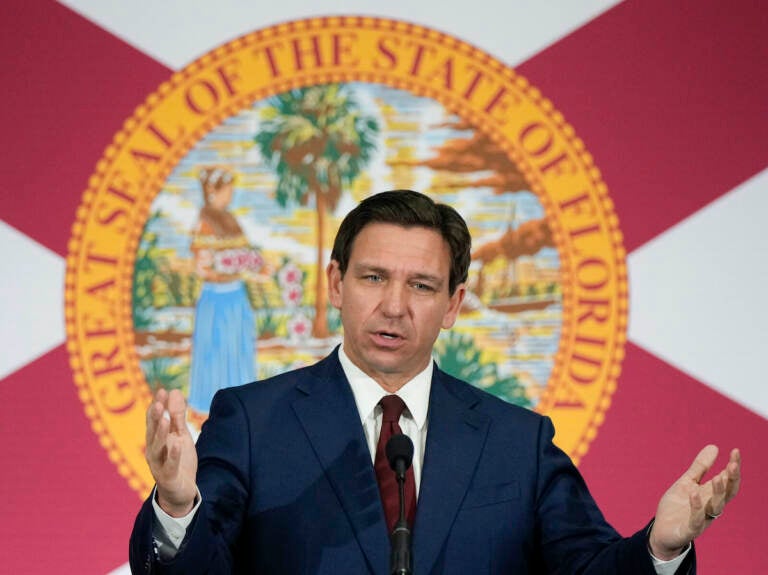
[338,344,431,431]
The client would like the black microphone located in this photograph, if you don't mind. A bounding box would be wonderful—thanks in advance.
[385,433,414,575]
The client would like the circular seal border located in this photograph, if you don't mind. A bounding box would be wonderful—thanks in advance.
[65,15,628,496]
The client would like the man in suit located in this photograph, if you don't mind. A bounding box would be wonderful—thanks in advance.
[130,190,741,574]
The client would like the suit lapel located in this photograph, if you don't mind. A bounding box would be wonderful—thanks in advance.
[413,370,490,575]
[291,351,389,575]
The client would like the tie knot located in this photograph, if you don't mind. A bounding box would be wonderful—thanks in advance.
[379,395,407,423]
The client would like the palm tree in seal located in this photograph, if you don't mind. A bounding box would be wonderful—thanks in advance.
[255,84,379,339]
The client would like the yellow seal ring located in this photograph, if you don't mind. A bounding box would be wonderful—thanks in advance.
[65,16,627,497]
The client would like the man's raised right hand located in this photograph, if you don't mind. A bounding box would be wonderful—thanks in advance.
[145,388,198,517]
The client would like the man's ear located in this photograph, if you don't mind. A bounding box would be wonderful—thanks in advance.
[327,260,342,309]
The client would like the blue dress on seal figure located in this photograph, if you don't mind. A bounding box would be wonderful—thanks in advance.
[188,167,261,424]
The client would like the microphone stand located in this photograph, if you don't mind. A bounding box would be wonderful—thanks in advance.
[390,460,413,575]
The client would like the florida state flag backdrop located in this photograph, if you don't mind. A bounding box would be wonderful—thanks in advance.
[1,0,766,572]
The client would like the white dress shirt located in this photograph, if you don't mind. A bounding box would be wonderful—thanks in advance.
[338,345,431,495]
[152,345,688,572]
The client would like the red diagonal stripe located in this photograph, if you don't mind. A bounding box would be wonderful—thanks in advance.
[580,343,765,572]
[0,0,170,256]
[517,0,768,251]
[0,346,141,573]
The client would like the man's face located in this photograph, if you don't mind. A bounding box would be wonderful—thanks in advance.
[327,222,466,391]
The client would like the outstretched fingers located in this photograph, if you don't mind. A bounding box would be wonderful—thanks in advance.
[724,449,742,502]
[704,448,741,517]
[145,389,166,441]
[166,389,189,434]
[146,390,169,461]
[143,389,199,515]
[656,445,742,549]
[705,470,728,519]
[145,389,190,472]
[683,444,719,483]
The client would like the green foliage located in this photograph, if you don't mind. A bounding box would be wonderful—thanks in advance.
[255,84,379,210]
[255,308,284,338]
[157,268,188,307]
[483,373,530,407]
[142,356,190,393]
[434,331,531,408]
[133,211,164,330]
[133,210,200,322]
[188,274,201,305]
[326,303,342,335]
[435,331,496,386]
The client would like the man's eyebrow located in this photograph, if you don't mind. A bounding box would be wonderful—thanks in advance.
[409,272,444,287]
[350,262,388,275]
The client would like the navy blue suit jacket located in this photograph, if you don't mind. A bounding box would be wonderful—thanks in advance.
[130,349,695,574]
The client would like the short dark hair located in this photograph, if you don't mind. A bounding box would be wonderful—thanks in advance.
[331,190,471,295]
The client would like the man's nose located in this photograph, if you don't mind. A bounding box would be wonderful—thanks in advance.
[380,282,406,317]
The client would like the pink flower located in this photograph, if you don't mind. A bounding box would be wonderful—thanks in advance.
[278,263,302,287]
[212,248,263,274]
[287,313,312,340]
[244,250,264,271]
[282,284,303,307]
[213,250,238,274]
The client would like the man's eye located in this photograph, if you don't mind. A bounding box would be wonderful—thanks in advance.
[413,282,434,291]
[364,274,382,282]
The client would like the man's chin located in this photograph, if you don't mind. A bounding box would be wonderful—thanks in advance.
[362,355,411,380]
[367,355,427,382]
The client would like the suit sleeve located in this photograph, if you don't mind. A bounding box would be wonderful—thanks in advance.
[129,389,251,574]
[534,416,696,575]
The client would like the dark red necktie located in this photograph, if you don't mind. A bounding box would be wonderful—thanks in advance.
[374,395,417,533]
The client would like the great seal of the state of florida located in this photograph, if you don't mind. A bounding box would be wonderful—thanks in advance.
[65,16,627,498]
